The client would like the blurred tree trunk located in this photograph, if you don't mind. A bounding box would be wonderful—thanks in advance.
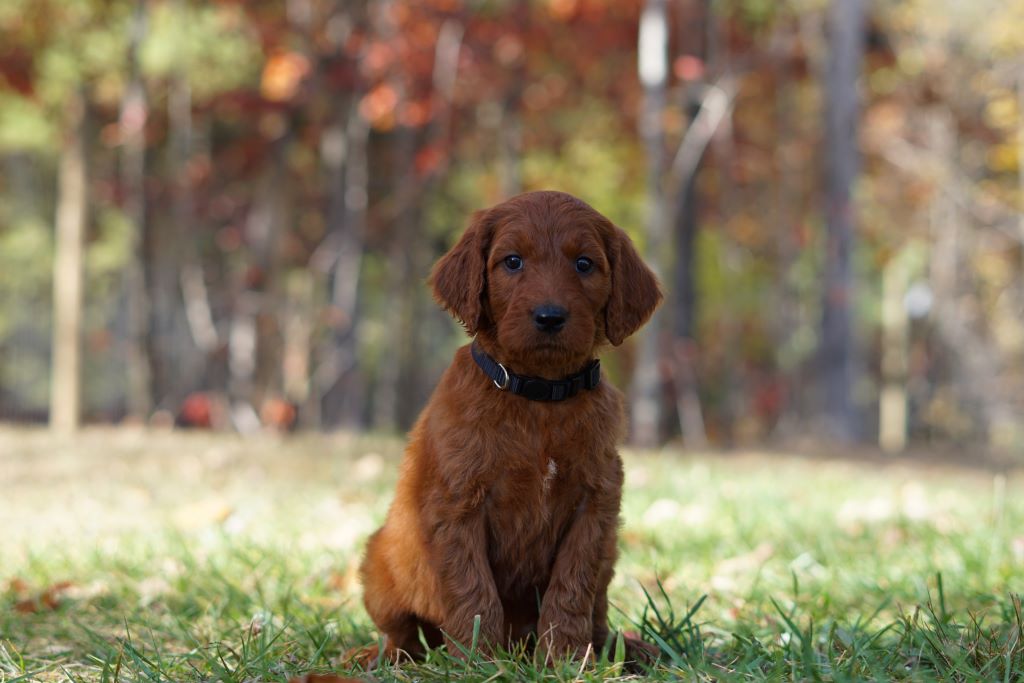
[170,14,222,399]
[376,15,464,432]
[672,141,698,340]
[924,110,1009,448]
[316,101,370,429]
[145,90,192,414]
[282,270,314,418]
[631,0,669,448]
[668,0,713,448]
[879,249,911,453]
[178,116,226,395]
[366,0,405,433]
[122,0,153,420]
[1018,71,1024,240]
[50,90,88,433]
[158,0,206,411]
[228,132,290,433]
[373,126,418,432]
[671,0,712,343]
[403,18,463,429]
[390,195,429,431]
[771,20,803,437]
[819,0,865,442]
[671,172,707,448]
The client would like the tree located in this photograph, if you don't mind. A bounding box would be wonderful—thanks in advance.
[49,90,87,432]
[122,0,153,420]
[631,0,669,448]
[820,0,865,442]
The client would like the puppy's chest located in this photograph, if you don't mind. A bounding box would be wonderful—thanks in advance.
[488,403,607,498]
[485,437,590,542]
[498,415,590,476]
[491,449,573,508]
[475,397,615,559]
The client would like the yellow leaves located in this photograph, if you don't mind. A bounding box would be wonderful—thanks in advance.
[868,67,901,96]
[982,89,1021,173]
[972,249,1015,289]
[984,90,1019,131]
[991,289,1024,356]
[989,5,1024,52]
[987,143,1019,174]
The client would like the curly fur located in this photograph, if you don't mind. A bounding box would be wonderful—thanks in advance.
[359,191,662,663]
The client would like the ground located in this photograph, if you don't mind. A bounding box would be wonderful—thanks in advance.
[1,427,1022,681]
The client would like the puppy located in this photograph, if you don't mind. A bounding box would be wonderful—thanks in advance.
[359,191,661,663]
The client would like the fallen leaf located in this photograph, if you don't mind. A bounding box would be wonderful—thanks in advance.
[13,581,74,614]
[288,675,373,683]
[13,599,37,614]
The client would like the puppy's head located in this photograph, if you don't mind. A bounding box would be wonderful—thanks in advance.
[430,191,661,373]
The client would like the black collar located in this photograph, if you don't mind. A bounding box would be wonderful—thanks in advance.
[470,342,600,402]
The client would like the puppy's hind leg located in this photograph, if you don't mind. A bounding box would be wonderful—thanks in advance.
[359,536,440,666]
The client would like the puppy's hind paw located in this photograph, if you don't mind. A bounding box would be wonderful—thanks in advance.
[341,641,407,671]
[620,632,661,670]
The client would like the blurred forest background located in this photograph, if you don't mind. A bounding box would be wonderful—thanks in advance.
[1,0,1023,456]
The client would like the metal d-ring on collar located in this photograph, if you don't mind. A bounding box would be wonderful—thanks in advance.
[470,341,600,402]
[491,360,510,390]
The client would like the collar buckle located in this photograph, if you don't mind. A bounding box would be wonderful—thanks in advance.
[492,362,510,390]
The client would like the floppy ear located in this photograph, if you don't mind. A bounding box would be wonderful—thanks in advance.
[429,209,494,335]
[604,227,663,346]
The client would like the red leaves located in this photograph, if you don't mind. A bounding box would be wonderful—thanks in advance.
[415,143,446,175]
[674,55,706,82]
[9,579,74,614]
[359,85,400,130]
[0,50,33,96]
[260,397,298,432]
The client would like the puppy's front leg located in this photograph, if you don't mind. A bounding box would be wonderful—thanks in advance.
[538,483,621,660]
[431,509,505,655]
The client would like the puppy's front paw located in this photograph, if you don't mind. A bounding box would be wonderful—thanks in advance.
[537,617,594,663]
[443,608,505,658]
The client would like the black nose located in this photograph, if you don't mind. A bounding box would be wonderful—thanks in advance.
[533,305,568,333]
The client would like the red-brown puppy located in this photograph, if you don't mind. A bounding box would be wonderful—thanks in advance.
[360,191,661,663]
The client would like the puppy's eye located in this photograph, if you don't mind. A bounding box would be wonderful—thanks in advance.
[575,257,594,274]
[503,255,523,272]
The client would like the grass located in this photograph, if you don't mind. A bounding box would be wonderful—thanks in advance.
[1,426,1023,681]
